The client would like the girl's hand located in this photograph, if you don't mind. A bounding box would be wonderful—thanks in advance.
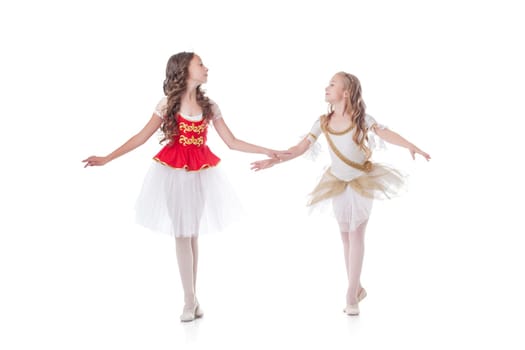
[251,158,279,171]
[408,145,431,161]
[265,149,291,159]
[82,156,109,168]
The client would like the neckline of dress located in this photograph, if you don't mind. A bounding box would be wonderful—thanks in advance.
[323,114,354,135]
[179,112,203,122]
[326,122,354,135]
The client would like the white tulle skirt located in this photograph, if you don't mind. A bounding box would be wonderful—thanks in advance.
[307,182,374,233]
[330,187,374,232]
[134,162,243,237]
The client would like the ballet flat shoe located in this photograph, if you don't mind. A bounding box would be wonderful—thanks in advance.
[342,288,366,315]
[344,304,360,316]
[180,304,197,322]
[195,303,204,319]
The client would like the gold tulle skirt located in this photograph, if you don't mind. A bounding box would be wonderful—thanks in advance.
[306,164,406,232]
[307,164,406,206]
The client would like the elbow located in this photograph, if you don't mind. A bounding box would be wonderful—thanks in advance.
[225,138,239,150]
[136,136,148,147]
[132,133,149,148]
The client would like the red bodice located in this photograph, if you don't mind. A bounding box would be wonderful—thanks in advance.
[153,115,220,171]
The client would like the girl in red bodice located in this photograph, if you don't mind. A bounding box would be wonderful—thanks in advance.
[153,113,220,171]
[83,52,286,322]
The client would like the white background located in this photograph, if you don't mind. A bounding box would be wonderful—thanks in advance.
[1,0,524,349]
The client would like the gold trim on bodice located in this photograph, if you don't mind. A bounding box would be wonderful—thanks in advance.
[321,116,372,172]
[325,122,354,135]
[153,157,218,172]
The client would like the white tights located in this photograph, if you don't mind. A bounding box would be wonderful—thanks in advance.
[340,220,367,305]
[175,237,199,307]
[175,224,367,308]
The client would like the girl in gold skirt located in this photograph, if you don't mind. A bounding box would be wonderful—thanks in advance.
[251,72,431,316]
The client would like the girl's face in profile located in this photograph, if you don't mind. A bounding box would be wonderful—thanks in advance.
[188,55,208,84]
[325,74,346,104]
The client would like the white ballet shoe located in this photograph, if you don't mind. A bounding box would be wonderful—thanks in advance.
[180,304,197,322]
[195,303,204,319]
[342,288,366,316]
[344,304,360,316]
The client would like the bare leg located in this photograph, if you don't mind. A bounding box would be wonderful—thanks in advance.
[176,237,196,321]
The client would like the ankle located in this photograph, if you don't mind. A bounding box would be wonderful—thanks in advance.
[346,290,358,304]
[183,297,196,308]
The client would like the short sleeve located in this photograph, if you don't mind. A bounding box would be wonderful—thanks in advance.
[301,118,323,160]
[154,96,167,119]
[306,118,322,144]
[365,113,387,131]
[365,114,387,150]
[209,99,223,121]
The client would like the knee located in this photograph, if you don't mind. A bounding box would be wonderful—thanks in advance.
[348,230,365,245]
[176,237,192,247]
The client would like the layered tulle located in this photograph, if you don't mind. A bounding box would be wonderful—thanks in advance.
[135,162,243,237]
[307,164,406,232]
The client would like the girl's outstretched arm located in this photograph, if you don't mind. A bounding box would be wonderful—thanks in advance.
[83,114,163,167]
[372,125,431,161]
[213,117,287,158]
[251,137,311,171]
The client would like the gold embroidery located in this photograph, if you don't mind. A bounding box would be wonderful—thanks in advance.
[308,132,318,140]
[179,122,206,134]
[179,135,204,147]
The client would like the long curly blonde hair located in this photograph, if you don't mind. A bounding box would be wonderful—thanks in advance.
[323,72,371,159]
[160,52,213,144]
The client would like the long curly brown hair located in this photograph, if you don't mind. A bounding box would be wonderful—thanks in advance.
[323,72,371,159]
[160,52,213,144]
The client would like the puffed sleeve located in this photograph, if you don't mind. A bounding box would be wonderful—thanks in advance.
[153,96,168,119]
[302,117,323,160]
[209,99,223,121]
[306,118,322,144]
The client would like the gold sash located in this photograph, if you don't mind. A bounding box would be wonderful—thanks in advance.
[320,117,372,172]
[306,117,404,205]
